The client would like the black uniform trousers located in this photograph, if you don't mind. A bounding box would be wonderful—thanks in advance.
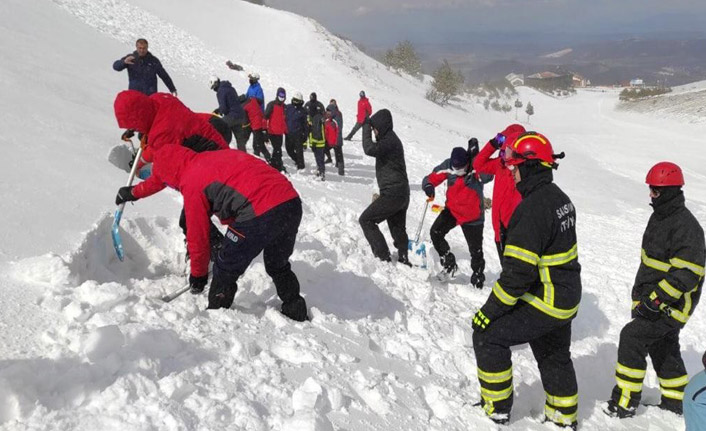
[610,316,688,411]
[430,208,485,277]
[473,304,578,425]
[285,133,306,169]
[268,133,285,171]
[359,194,409,261]
[208,198,303,310]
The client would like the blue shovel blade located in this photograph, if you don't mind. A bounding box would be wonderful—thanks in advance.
[111,208,125,261]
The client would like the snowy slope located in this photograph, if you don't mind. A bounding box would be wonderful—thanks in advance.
[1,1,705,430]
[617,80,706,124]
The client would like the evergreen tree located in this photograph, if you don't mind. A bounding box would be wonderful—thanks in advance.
[426,60,464,104]
[526,101,534,123]
[514,99,523,120]
[383,40,422,78]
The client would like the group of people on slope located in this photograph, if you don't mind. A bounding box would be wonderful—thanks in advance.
[112,39,705,429]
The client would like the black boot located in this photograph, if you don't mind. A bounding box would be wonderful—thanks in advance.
[471,271,485,289]
[602,399,636,419]
[398,253,413,267]
[281,296,309,322]
[440,251,458,277]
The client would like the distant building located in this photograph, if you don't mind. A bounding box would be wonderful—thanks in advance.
[505,73,524,87]
[572,73,590,87]
[630,78,645,87]
[525,71,573,91]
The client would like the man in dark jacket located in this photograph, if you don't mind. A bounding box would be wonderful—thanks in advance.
[113,39,176,96]
[472,132,581,429]
[327,100,345,175]
[359,109,411,265]
[265,87,288,172]
[604,162,705,419]
[115,145,308,321]
[209,76,246,150]
[285,92,307,170]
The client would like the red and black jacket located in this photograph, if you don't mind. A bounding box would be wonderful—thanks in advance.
[132,146,299,277]
[265,101,288,136]
[324,118,339,147]
[243,97,264,131]
[357,97,372,124]
[422,159,490,225]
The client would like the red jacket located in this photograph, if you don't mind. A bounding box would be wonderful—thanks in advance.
[324,118,339,147]
[356,97,372,124]
[114,90,228,166]
[243,97,264,130]
[422,160,486,225]
[472,124,525,241]
[265,101,288,135]
[132,146,299,277]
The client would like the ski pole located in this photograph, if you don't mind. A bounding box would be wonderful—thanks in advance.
[111,145,144,261]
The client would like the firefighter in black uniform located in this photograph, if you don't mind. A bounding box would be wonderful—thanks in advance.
[604,161,705,418]
[471,132,581,429]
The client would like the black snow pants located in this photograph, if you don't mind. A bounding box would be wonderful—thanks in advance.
[359,193,410,262]
[268,133,285,172]
[345,122,363,140]
[430,208,485,278]
[234,125,251,152]
[253,129,271,162]
[472,305,578,426]
[610,316,688,411]
[208,198,304,314]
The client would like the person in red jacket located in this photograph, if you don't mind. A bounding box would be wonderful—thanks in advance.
[115,145,309,321]
[239,94,271,162]
[423,145,491,287]
[324,108,339,151]
[265,87,288,172]
[344,90,372,141]
[114,90,230,255]
[473,124,526,262]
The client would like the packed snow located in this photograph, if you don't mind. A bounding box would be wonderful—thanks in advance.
[0,0,705,430]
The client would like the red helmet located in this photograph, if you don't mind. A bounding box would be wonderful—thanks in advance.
[645,162,684,186]
[505,132,556,167]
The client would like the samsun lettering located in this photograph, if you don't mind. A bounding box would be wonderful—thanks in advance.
[556,203,576,233]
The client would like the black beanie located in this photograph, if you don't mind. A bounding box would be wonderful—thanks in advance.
[451,147,469,168]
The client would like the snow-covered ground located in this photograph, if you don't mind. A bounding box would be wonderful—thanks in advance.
[617,79,706,124]
[0,0,705,430]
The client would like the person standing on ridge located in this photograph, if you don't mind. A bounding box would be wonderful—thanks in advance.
[113,38,177,96]
[264,87,288,172]
[246,72,265,112]
[359,109,411,266]
[473,124,526,263]
[472,132,580,429]
[344,90,372,141]
[604,161,705,419]
[423,142,490,287]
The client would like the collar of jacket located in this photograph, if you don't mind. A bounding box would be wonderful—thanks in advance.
[516,166,552,197]
[650,188,685,219]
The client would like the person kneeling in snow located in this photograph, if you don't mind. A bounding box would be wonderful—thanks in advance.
[422,142,490,286]
[115,145,309,321]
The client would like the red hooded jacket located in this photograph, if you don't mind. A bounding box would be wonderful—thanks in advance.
[265,101,288,135]
[324,118,339,147]
[114,90,228,166]
[243,97,264,131]
[356,97,372,124]
[132,146,299,277]
[472,124,525,241]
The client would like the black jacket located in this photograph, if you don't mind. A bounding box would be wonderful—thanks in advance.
[112,51,176,95]
[632,189,705,327]
[483,168,582,322]
[362,109,409,197]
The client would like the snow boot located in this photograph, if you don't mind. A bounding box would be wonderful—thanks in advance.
[398,253,413,267]
[473,401,510,425]
[439,251,458,279]
[281,296,309,322]
[602,400,636,419]
[471,271,485,289]
[650,400,683,415]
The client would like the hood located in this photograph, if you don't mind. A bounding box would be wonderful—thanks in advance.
[114,90,157,134]
[152,145,199,190]
[326,104,339,116]
[219,80,233,90]
[370,109,393,137]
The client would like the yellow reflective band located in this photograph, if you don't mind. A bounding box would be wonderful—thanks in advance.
[504,245,540,265]
[670,257,705,277]
[519,294,579,320]
[641,249,671,272]
[632,301,639,309]
[546,393,578,408]
[658,279,683,299]
[616,377,643,392]
[481,385,513,402]
[616,363,646,379]
[478,367,513,384]
[544,406,578,425]
[619,389,631,409]
[661,389,684,400]
[659,375,689,388]
[670,309,690,324]
[540,244,579,267]
[540,265,555,306]
[493,282,519,306]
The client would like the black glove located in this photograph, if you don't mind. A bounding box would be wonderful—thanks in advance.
[489,133,505,150]
[423,183,435,199]
[189,274,208,294]
[468,137,479,159]
[635,297,663,321]
[115,186,137,206]
[121,129,135,141]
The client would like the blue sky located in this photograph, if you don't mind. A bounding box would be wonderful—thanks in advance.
[268,0,706,46]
